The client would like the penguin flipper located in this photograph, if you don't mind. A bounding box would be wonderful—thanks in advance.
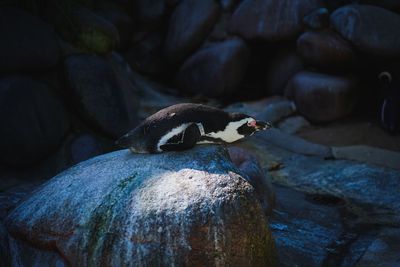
[160,123,201,151]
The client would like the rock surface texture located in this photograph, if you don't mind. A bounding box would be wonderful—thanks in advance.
[176,38,249,97]
[292,71,357,122]
[230,0,322,41]
[297,30,356,69]
[164,0,220,64]
[331,4,400,58]
[67,6,119,54]
[4,146,277,267]
[235,132,400,266]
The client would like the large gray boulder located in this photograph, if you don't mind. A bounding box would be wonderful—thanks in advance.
[4,146,277,266]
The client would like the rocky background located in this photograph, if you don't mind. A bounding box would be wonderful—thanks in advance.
[1,0,400,266]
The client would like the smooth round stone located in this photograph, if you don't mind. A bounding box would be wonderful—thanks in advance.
[292,71,358,122]
[297,30,356,69]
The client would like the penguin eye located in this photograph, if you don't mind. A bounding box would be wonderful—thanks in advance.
[247,120,257,127]
[379,71,392,84]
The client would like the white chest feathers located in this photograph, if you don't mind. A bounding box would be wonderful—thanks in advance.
[156,118,251,151]
[203,118,250,143]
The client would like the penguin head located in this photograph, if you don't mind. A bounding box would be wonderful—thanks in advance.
[230,113,271,137]
[378,71,392,89]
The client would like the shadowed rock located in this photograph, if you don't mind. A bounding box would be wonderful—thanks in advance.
[63,6,119,54]
[176,38,249,97]
[356,227,400,266]
[358,0,400,11]
[4,146,277,266]
[331,5,400,58]
[64,54,139,138]
[229,0,322,41]
[228,146,276,214]
[131,0,166,26]
[0,7,61,72]
[297,30,356,69]
[164,0,220,64]
[292,71,358,122]
[96,3,134,50]
[125,31,166,76]
[220,0,242,11]
[302,8,330,30]
[265,50,304,96]
[0,76,69,167]
[244,137,400,225]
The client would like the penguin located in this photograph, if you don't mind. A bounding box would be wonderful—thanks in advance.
[116,103,271,153]
[379,71,400,134]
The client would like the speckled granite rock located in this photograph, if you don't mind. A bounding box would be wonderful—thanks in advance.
[4,146,277,266]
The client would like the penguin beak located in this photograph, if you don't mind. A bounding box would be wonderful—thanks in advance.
[254,121,272,130]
